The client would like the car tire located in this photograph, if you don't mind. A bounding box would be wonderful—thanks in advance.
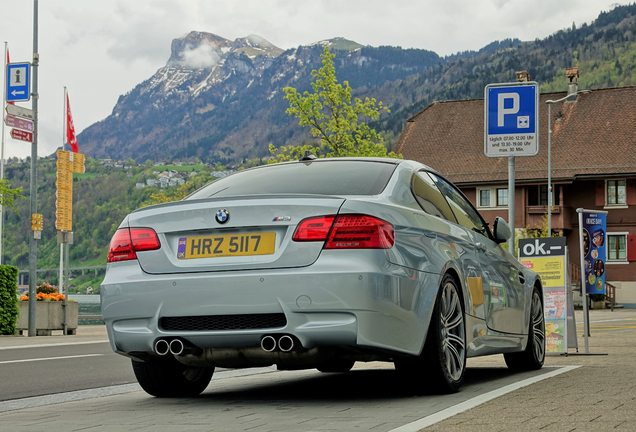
[396,273,466,393]
[504,287,545,371]
[317,359,356,373]
[132,357,214,397]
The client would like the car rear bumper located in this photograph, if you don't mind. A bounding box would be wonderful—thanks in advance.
[101,250,440,362]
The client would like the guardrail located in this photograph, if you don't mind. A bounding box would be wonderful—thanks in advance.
[18,265,107,274]
[78,315,103,320]
[17,265,107,285]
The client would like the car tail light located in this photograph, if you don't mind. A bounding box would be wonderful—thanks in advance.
[293,216,337,241]
[325,215,394,249]
[293,214,394,249]
[107,228,161,263]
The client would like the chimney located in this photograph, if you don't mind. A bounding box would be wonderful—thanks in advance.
[516,71,531,82]
[566,67,579,95]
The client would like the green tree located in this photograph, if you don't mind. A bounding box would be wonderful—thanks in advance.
[0,180,24,215]
[504,213,561,258]
[145,159,153,167]
[126,158,135,166]
[269,46,401,163]
[0,265,19,335]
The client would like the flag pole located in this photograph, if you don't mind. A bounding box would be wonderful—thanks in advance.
[61,86,67,334]
[0,41,8,265]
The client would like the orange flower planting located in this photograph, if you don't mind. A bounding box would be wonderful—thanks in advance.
[21,292,65,301]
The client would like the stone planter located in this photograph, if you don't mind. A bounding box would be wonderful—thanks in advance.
[591,300,606,310]
[17,301,78,335]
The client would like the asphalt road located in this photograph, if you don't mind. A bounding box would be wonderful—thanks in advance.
[0,341,135,401]
[1,310,634,431]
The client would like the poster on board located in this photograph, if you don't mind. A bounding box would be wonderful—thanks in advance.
[519,237,568,354]
[581,212,607,295]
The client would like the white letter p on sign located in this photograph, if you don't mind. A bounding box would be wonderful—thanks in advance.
[498,93,519,127]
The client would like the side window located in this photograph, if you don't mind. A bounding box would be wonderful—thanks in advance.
[427,173,492,239]
[411,172,457,223]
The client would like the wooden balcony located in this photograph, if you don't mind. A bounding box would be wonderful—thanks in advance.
[525,205,573,231]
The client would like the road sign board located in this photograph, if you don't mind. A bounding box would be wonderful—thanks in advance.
[56,150,86,232]
[4,115,33,131]
[10,128,33,142]
[484,82,539,158]
[5,104,35,120]
[6,62,31,102]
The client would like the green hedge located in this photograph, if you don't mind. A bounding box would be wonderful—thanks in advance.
[0,265,19,335]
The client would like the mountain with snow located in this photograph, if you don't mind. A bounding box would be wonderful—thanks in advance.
[77,31,441,162]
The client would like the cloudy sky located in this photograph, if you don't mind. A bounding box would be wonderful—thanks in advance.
[0,0,618,159]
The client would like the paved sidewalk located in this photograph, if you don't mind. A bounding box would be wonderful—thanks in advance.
[0,325,109,349]
[424,308,636,431]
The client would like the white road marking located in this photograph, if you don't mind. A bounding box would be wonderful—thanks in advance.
[584,318,636,324]
[0,366,277,413]
[389,365,581,432]
[0,340,109,350]
[0,354,104,365]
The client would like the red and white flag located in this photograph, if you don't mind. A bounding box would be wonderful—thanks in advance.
[6,48,14,105]
[66,93,78,153]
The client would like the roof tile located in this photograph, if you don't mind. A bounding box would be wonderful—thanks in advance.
[394,87,636,184]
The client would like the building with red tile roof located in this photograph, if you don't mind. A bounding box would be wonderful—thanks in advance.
[394,84,636,306]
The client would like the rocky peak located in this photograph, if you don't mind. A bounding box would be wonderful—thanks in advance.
[167,32,282,70]
[310,37,364,51]
[167,31,233,69]
[232,34,283,58]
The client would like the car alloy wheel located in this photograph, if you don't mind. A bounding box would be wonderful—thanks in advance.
[504,288,545,371]
[395,273,467,393]
[438,277,466,382]
[530,290,545,362]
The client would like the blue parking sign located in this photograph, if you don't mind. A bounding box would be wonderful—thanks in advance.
[484,82,539,157]
[6,62,31,103]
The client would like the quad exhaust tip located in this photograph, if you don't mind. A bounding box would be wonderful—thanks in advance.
[169,339,185,356]
[154,339,170,356]
[261,335,277,352]
[260,335,296,352]
[278,335,294,352]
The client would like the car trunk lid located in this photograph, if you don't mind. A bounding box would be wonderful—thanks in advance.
[128,195,345,274]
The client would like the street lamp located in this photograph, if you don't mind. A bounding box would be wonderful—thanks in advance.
[545,89,591,237]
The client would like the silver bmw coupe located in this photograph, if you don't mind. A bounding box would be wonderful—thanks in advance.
[102,157,545,397]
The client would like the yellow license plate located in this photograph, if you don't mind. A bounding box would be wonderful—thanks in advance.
[177,232,276,259]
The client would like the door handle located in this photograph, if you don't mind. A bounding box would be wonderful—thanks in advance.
[518,271,525,284]
[475,242,487,252]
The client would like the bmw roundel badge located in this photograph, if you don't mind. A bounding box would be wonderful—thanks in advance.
[215,209,230,224]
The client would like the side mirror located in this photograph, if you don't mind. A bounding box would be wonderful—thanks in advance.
[493,217,511,244]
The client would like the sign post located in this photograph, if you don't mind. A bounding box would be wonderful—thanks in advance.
[55,149,85,232]
[28,0,40,337]
[485,82,539,254]
[519,237,577,354]
[577,208,608,354]
[5,104,35,120]
[4,114,34,131]
[6,62,31,103]
[56,149,84,335]
[31,213,43,240]
[10,128,33,142]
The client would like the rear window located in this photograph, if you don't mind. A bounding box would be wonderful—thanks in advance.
[185,161,398,200]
